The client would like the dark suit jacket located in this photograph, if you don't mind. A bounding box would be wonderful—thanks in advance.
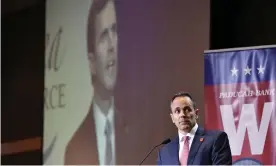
[64,102,129,165]
[157,127,232,165]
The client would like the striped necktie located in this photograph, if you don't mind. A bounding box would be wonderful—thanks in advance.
[180,136,190,165]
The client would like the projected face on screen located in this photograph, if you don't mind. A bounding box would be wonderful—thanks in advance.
[88,0,118,93]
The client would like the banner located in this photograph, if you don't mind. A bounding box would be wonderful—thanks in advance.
[204,46,276,165]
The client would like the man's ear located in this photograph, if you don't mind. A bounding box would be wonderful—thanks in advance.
[88,52,96,75]
[195,108,199,119]
[170,112,174,123]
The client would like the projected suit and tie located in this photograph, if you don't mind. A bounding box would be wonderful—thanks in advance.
[64,0,129,165]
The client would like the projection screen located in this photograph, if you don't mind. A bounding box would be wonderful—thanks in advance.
[44,0,209,164]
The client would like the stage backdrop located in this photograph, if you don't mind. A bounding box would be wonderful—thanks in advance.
[44,0,209,164]
[204,45,276,165]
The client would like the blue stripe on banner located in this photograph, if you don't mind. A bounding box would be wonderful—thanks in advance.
[204,48,276,85]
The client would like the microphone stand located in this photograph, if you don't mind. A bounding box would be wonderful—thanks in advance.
[139,144,161,165]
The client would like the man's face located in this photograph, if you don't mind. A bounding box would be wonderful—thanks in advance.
[170,96,199,133]
[92,0,118,91]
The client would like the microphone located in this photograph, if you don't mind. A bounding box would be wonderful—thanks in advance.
[139,138,171,165]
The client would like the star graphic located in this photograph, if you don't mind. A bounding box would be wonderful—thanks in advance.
[244,66,252,75]
[231,66,238,76]
[257,65,265,74]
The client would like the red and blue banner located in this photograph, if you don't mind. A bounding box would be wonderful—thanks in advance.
[204,46,276,165]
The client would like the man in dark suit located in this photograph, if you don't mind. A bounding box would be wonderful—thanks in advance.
[157,92,232,165]
[64,0,130,165]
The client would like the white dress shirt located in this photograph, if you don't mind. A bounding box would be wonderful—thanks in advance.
[93,99,115,165]
[178,123,198,158]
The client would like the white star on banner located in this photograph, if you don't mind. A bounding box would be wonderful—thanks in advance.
[231,67,238,76]
[257,65,265,74]
[244,66,252,75]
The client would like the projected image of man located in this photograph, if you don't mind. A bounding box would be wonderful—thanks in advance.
[87,0,118,164]
[64,0,127,165]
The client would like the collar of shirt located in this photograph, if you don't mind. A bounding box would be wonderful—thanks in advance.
[92,97,115,165]
[93,97,115,127]
[178,123,198,141]
[178,123,198,147]
[178,123,198,158]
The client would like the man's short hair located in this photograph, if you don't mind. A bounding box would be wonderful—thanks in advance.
[171,91,196,109]
[87,0,112,54]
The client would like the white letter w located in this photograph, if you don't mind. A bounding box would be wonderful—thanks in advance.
[220,102,274,155]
